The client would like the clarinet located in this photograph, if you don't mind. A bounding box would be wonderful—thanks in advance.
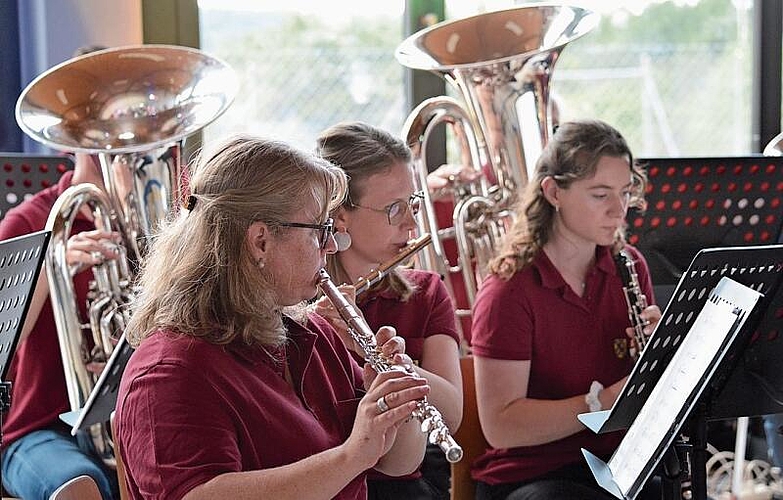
[317,264,464,463]
[614,248,650,360]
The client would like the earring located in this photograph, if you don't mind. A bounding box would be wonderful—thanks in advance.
[334,229,352,252]
[257,258,265,269]
[555,204,560,213]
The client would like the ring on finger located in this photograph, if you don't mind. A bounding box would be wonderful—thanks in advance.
[376,396,390,413]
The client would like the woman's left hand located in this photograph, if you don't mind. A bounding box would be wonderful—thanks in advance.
[313,284,359,350]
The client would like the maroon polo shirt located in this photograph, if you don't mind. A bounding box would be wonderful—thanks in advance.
[0,170,95,445]
[470,245,655,485]
[357,269,460,481]
[115,314,368,500]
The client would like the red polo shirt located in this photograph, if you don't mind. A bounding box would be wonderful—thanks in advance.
[470,245,655,485]
[0,170,94,445]
[115,314,368,500]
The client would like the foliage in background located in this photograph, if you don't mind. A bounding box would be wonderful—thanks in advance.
[200,0,753,157]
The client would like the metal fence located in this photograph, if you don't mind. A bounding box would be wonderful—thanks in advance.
[203,41,752,158]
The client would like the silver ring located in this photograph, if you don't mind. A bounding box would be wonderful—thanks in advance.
[376,396,390,413]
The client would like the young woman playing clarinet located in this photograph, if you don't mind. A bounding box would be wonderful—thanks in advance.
[470,119,662,500]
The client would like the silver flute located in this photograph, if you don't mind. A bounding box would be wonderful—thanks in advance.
[317,267,464,463]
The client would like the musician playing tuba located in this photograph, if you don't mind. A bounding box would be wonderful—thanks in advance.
[313,121,463,500]
[469,120,662,500]
[8,43,237,499]
[0,148,121,497]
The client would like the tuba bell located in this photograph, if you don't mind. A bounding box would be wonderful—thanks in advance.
[396,5,598,329]
[15,44,238,466]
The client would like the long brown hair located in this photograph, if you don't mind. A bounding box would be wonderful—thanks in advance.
[316,121,415,300]
[126,136,348,348]
[490,119,647,280]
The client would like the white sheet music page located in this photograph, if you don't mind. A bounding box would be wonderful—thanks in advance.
[606,277,761,496]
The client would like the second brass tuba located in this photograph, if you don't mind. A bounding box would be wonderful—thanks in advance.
[396,5,598,326]
[15,44,238,466]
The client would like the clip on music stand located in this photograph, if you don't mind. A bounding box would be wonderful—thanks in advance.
[0,230,51,486]
[59,333,133,433]
[577,244,783,500]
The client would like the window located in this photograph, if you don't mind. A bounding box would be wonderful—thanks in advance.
[198,0,406,151]
[443,0,754,157]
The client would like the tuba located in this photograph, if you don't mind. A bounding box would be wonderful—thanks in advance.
[15,44,237,466]
[396,5,598,326]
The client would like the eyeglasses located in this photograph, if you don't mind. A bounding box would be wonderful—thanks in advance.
[277,217,335,249]
[350,191,424,225]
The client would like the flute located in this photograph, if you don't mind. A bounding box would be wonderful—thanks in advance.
[353,233,432,295]
[317,263,463,463]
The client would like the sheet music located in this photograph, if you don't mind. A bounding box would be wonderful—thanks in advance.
[607,277,761,496]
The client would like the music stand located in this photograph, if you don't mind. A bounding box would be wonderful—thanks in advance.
[0,154,73,221]
[628,156,783,305]
[60,333,133,433]
[578,243,783,500]
[0,230,51,488]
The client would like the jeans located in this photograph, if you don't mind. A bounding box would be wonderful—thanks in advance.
[1,426,118,500]
[763,413,783,467]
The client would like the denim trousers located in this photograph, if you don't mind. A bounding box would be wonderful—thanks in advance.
[763,413,783,467]
[1,426,118,500]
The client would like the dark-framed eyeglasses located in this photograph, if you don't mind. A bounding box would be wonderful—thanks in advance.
[350,191,424,225]
[277,217,335,249]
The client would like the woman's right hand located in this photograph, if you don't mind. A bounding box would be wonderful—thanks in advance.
[599,376,628,410]
[345,368,429,469]
[66,229,122,275]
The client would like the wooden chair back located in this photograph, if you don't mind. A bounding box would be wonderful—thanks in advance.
[111,411,131,500]
[451,355,490,500]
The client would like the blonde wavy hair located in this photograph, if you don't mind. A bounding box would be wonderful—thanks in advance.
[316,121,416,300]
[490,119,648,280]
[125,136,348,348]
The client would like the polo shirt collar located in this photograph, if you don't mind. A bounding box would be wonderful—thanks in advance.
[536,245,617,289]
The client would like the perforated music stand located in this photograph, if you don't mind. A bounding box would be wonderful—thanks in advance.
[60,333,133,433]
[0,154,73,221]
[578,244,783,500]
[0,230,51,488]
[628,156,783,305]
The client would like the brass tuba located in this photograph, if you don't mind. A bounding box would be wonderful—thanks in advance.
[15,44,238,466]
[396,5,598,326]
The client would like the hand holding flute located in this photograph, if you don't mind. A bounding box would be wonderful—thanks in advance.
[318,268,464,463]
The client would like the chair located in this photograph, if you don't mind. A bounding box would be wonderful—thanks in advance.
[110,412,131,500]
[451,355,489,500]
[48,475,102,500]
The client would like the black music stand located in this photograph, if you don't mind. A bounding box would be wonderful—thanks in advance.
[0,230,51,488]
[629,156,783,306]
[60,333,133,433]
[578,244,783,500]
